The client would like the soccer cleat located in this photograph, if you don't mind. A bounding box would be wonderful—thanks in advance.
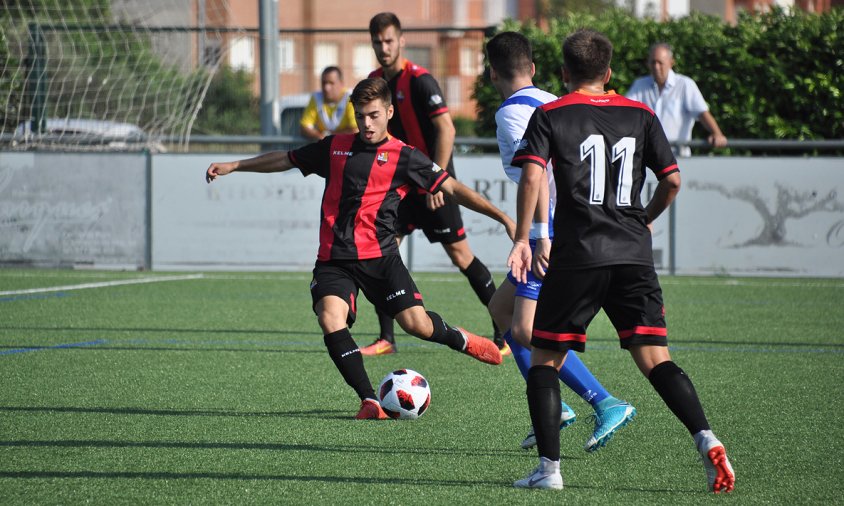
[496,340,512,357]
[354,398,388,420]
[457,327,502,365]
[584,400,636,453]
[493,330,511,357]
[521,401,577,450]
[359,338,396,356]
[698,437,735,493]
[514,457,564,490]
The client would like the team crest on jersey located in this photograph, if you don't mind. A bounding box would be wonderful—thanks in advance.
[428,94,443,106]
[377,151,389,165]
[396,90,405,102]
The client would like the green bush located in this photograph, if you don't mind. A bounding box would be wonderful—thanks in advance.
[473,8,844,141]
[193,66,260,135]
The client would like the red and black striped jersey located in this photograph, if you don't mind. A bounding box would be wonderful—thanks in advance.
[512,90,678,270]
[369,60,455,175]
[289,134,450,261]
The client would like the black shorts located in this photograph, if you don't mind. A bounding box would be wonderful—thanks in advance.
[309,256,425,327]
[531,264,668,353]
[395,190,466,244]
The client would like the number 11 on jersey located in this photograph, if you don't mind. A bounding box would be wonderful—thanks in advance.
[580,135,636,206]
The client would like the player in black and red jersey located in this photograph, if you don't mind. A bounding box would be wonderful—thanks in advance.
[206,77,513,420]
[361,12,508,357]
[507,29,735,493]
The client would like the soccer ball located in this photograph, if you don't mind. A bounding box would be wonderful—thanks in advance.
[377,369,431,420]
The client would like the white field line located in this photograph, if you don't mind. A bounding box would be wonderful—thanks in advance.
[0,274,205,296]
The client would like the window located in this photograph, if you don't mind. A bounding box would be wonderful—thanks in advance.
[229,36,254,71]
[460,46,481,76]
[353,44,374,78]
[279,38,295,73]
[313,42,339,76]
[405,46,431,70]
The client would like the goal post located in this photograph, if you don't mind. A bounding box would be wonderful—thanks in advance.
[0,0,243,151]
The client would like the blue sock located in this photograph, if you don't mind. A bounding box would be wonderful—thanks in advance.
[558,350,612,408]
[503,330,531,380]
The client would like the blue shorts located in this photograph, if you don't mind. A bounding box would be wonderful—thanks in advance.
[505,240,545,300]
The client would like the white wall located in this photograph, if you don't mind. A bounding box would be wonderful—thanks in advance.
[2,152,842,277]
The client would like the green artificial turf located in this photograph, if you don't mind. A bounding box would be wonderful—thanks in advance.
[1,269,842,504]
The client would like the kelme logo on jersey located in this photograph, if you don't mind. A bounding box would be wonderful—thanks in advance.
[516,139,528,150]
[396,90,405,102]
[376,152,389,165]
[386,289,406,301]
[428,94,443,106]
[332,150,353,157]
[431,163,443,172]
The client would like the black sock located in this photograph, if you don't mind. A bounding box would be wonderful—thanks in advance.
[527,366,562,461]
[324,329,375,401]
[425,311,465,351]
[460,256,496,306]
[648,361,711,434]
[375,309,395,344]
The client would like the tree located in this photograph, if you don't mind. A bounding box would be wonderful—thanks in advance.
[192,66,260,135]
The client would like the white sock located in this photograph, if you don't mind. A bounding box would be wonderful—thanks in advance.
[693,429,718,451]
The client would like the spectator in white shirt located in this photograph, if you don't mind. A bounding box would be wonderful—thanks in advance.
[626,43,727,157]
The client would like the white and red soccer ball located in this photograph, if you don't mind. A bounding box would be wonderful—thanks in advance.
[378,369,431,420]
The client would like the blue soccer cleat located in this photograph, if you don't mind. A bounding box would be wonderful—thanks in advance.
[520,401,576,450]
[584,400,636,452]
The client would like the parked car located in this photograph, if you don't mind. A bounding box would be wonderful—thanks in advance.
[14,118,165,151]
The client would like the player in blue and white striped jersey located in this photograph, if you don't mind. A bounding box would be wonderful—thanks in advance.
[485,31,637,454]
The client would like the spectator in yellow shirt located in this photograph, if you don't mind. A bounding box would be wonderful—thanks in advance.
[300,66,358,140]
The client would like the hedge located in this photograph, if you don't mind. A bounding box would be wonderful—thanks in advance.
[472,8,843,141]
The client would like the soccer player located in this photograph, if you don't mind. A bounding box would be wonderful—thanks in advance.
[360,12,506,357]
[300,66,357,140]
[508,29,735,492]
[206,77,512,420]
[485,31,636,453]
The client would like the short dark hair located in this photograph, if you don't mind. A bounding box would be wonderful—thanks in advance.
[321,66,343,80]
[369,12,401,37]
[350,77,392,108]
[562,29,613,83]
[486,31,533,80]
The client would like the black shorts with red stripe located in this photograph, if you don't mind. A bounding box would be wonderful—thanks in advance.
[531,264,668,353]
[396,190,466,244]
[309,256,425,328]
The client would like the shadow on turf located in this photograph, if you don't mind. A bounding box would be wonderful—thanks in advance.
[0,439,527,458]
[3,325,843,349]
[0,405,357,420]
[0,469,691,493]
[0,470,515,488]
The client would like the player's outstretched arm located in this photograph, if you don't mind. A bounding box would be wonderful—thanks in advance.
[438,178,515,240]
[205,151,295,183]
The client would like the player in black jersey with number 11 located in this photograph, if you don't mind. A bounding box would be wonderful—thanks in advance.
[206,78,514,420]
[508,29,735,493]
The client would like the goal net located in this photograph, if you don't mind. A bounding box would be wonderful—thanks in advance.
[0,0,242,151]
